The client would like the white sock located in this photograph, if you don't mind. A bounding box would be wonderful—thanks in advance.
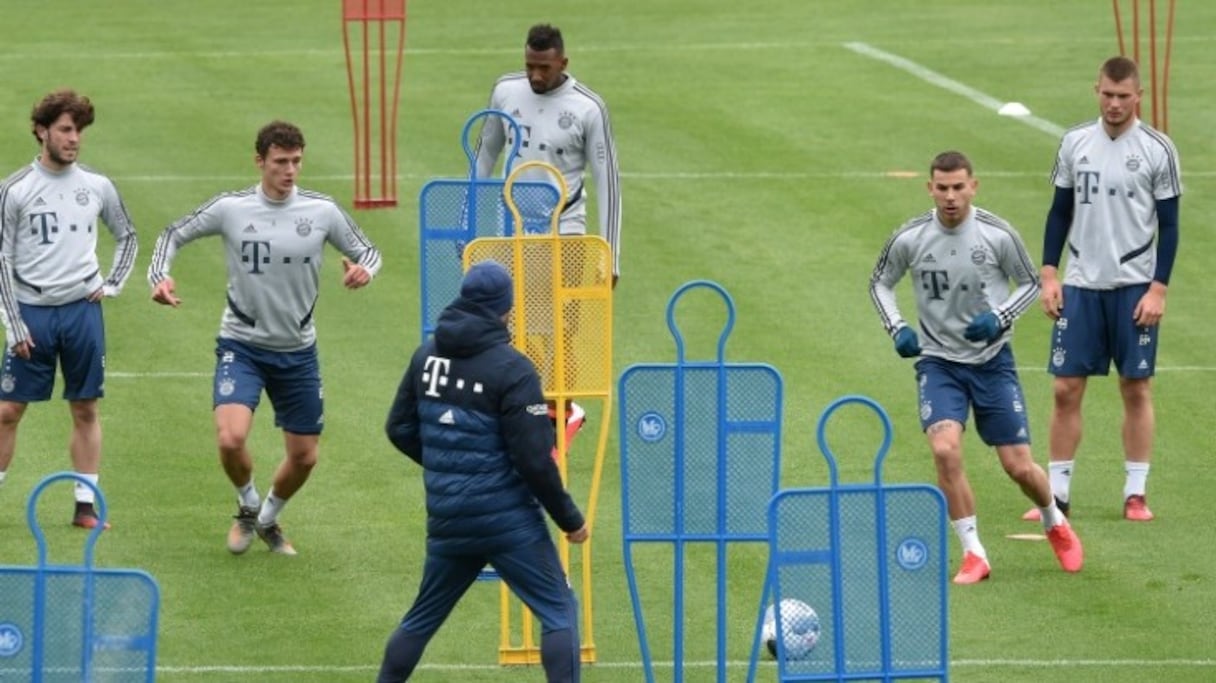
[1040,502,1066,530]
[237,481,261,510]
[74,473,100,504]
[258,491,286,527]
[568,401,586,424]
[1048,460,1075,503]
[951,516,986,559]
[0,470,7,487]
[1124,461,1150,499]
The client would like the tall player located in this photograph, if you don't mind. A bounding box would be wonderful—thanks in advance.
[0,89,139,529]
[1023,56,1182,524]
[871,151,1082,584]
[148,121,382,555]
[473,23,622,444]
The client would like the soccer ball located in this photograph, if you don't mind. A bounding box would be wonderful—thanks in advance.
[761,598,820,660]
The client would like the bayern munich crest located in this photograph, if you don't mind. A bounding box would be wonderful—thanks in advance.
[1052,347,1066,368]
[969,244,988,265]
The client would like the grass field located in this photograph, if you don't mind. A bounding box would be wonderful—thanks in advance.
[1,1,1214,681]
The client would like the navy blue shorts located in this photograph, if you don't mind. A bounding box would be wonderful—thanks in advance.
[1047,284,1157,378]
[914,345,1030,446]
[400,540,578,637]
[0,300,104,402]
[213,337,323,435]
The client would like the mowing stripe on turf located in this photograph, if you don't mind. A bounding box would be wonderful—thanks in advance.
[1,35,1190,63]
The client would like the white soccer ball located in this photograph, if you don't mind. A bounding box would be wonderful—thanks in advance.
[761,598,820,660]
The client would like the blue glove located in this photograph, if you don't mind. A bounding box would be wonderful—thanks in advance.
[963,311,1001,342]
[893,326,921,358]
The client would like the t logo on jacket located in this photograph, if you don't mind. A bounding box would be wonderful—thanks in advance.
[422,356,451,397]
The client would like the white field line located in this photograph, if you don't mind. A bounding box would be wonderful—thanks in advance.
[110,657,1216,675]
[7,657,1214,679]
[843,42,1066,138]
[1018,366,1216,373]
[107,371,211,379]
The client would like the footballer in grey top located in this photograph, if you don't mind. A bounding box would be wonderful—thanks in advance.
[870,206,1040,365]
[0,159,138,345]
[1049,118,1182,289]
[147,184,382,352]
[474,24,621,280]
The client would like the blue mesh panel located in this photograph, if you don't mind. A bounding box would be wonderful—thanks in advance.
[620,365,780,539]
[418,179,558,339]
[619,366,677,536]
[767,485,947,681]
[883,487,948,672]
[0,568,158,682]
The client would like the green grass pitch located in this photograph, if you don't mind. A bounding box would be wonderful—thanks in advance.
[1,1,1214,681]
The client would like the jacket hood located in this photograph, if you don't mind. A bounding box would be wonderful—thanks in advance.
[434,298,511,358]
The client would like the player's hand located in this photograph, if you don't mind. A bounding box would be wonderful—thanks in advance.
[342,257,371,289]
[9,339,33,360]
[565,524,589,544]
[1133,281,1167,326]
[151,277,181,307]
[893,326,921,358]
[963,311,1001,342]
[1040,268,1063,320]
[87,287,104,303]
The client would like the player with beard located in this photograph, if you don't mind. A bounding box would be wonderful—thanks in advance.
[0,89,138,528]
[871,151,1082,584]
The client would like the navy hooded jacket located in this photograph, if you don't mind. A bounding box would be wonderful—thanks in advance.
[385,297,585,555]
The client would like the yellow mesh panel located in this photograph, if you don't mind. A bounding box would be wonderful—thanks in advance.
[464,235,612,398]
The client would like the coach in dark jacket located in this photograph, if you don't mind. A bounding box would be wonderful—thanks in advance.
[377,261,588,683]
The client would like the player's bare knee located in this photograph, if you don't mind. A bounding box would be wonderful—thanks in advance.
[69,400,99,426]
[1118,377,1152,406]
[215,427,248,455]
[0,401,27,426]
[1052,378,1086,410]
[1000,457,1036,484]
[286,448,318,471]
[930,441,964,477]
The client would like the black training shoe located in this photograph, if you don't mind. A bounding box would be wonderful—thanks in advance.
[255,521,297,555]
[72,502,111,530]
